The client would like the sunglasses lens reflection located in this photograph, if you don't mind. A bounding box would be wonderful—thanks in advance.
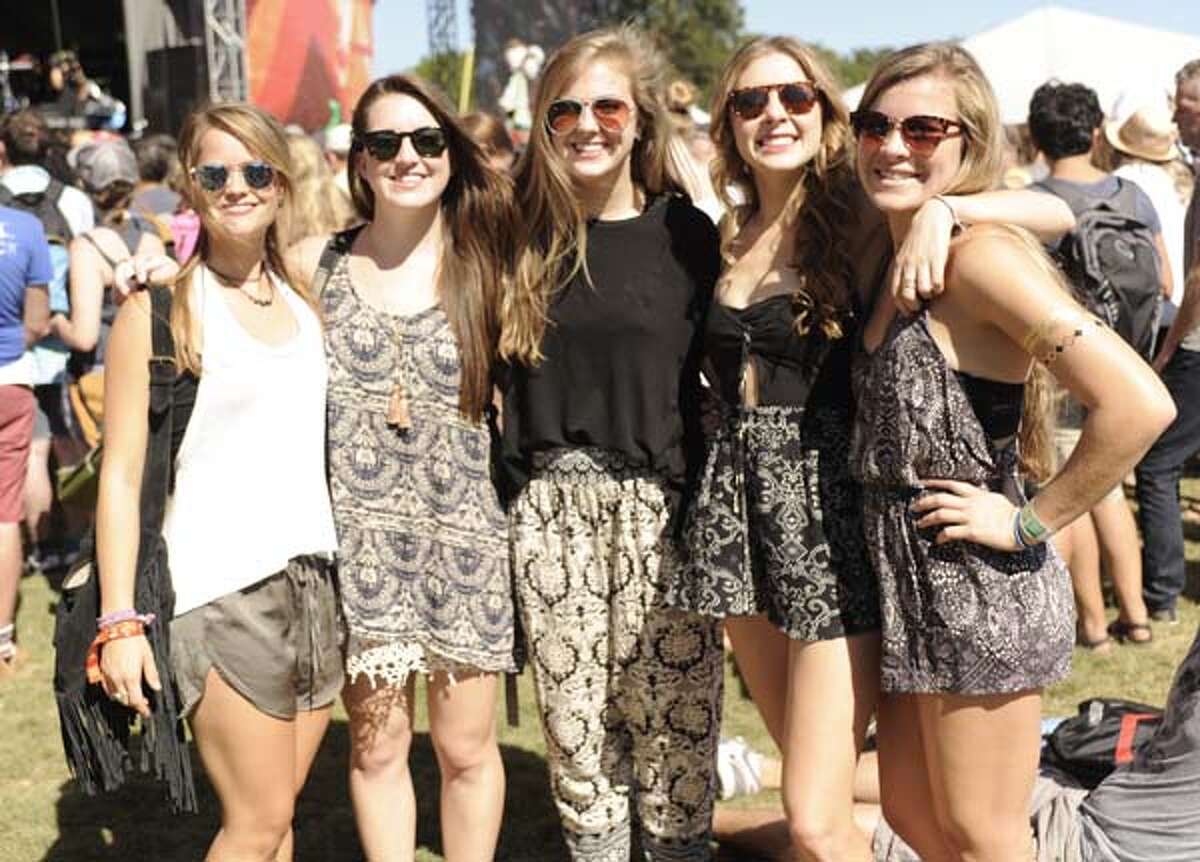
[364,132,402,161]
[779,83,819,114]
[243,162,275,189]
[411,128,448,157]
[195,165,228,192]
[547,100,584,134]
[731,89,769,119]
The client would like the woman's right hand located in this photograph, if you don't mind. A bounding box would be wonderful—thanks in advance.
[99,635,162,718]
[112,254,179,304]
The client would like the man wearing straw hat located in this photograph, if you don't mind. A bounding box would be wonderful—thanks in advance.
[1135,59,1200,626]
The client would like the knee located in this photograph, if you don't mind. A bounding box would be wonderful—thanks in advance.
[432,723,499,780]
[938,811,1030,862]
[224,798,294,858]
[349,722,413,779]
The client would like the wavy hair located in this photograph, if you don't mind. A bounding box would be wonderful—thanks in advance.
[284,131,355,244]
[501,24,690,363]
[172,102,310,375]
[349,74,518,421]
[860,46,1055,479]
[710,36,857,338]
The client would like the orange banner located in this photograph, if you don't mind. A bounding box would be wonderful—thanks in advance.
[246,0,373,130]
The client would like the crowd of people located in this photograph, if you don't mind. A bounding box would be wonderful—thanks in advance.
[1,23,1199,862]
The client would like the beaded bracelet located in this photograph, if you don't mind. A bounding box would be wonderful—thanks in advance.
[85,619,151,685]
[96,612,150,629]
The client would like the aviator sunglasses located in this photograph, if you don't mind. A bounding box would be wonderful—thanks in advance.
[850,110,964,156]
[544,97,633,136]
[729,81,821,120]
[356,127,449,161]
[190,161,276,193]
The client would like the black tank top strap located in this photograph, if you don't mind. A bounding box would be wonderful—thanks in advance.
[952,368,1025,442]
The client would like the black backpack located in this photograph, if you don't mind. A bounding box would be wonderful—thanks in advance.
[1036,178,1163,359]
[0,177,74,244]
[1044,697,1163,788]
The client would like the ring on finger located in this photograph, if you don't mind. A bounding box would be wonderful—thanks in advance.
[113,690,128,704]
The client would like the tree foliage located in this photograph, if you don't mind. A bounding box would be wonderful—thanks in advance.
[602,0,746,98]
[412,51,467,107]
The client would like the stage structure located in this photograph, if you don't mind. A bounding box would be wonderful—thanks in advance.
[427,0,459,59]
[123,0,371,134]
[471,0,611,113]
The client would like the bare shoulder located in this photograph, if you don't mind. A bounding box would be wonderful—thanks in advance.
[286,234,335,286]
[945,224,1058,306]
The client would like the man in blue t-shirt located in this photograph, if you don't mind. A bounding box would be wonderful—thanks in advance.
[0,204,51,675]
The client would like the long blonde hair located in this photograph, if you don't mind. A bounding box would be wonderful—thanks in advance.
[171,103,313,375]
[501,25,691,363]
[860,44,1057,480]
[284,131,355,244]
[710,36,857,338]
[348,74,519,422]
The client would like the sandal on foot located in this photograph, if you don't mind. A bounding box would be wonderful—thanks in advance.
[1107,619,1153,644]
[1077,634,1113,652]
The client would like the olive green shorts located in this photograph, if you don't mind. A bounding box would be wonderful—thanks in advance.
[170,555,344,720]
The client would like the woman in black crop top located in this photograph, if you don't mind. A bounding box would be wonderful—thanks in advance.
[850,43,1174,860]
[497,26,724,860]
[667,36,1078,862]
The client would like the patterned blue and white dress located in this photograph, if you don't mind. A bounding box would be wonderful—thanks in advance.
[323,237,518,684]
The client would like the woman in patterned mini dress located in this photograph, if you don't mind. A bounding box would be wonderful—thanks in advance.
[849,43,1175,860]
[292,75,519,861]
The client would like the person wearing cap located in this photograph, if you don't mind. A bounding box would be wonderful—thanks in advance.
[1105,91,1188,310]
[49,138,168,449]
[1136,59,1200,625]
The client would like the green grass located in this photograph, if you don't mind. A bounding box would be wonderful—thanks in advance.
[3,496,1199,861]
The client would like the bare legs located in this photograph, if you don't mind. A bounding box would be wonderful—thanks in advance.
[724,616,881,862]
[345,671,503,862]
[877,691,1041,862]
[190,670,332,862]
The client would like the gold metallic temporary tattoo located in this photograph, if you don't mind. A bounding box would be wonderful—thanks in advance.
[1021,308,1101,366]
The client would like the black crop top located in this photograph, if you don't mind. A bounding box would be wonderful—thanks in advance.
[953,368,1025,441]
[705,293,855,411]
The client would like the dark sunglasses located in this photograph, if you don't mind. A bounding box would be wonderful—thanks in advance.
[355,127,448,161]
[849,110,964,155]
[190,161,276,193]
[545,97,633,136]
[729,81,821,120]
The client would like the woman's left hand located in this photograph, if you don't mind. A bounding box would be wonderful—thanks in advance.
[891,197,956,313]
[910,478,1020,550]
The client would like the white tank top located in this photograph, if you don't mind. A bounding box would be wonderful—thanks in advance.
[163,266,338,616]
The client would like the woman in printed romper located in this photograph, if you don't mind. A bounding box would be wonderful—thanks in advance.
[850,42,1175,860]
[290,75,520,861]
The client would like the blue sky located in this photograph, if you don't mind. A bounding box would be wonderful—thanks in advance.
[373,0,1200,77]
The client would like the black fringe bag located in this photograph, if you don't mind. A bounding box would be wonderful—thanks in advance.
[53,284,198,812]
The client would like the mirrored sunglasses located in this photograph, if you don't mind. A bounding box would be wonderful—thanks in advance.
[545,97,633,136]
[190,161,276,193]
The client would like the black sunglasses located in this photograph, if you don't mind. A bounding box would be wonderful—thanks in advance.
[190,161,276,193]
[849,110,963,155]
[729,81,821,120]
[355,127,448,161]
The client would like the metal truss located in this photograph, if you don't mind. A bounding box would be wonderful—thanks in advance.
[204,0,248,102]
[427,0,458,57]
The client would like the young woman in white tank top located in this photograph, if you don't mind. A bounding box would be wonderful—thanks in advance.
[94,104,340,861]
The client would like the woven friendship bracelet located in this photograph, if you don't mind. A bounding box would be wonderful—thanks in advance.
[85,619,150,685]
[1016,502,1052,546]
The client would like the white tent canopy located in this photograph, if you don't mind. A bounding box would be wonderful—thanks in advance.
[842,6,1200,124]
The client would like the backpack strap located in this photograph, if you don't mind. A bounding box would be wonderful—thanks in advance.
[79,231,127,269]
[1109,178,1151,227]
[310,225,364,299]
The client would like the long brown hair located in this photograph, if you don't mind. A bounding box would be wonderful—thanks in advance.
[172,102,312,375]
[710,36,857,338]
[349,74,518,422]
[500,24,691,363]
[859,44,1055,479]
